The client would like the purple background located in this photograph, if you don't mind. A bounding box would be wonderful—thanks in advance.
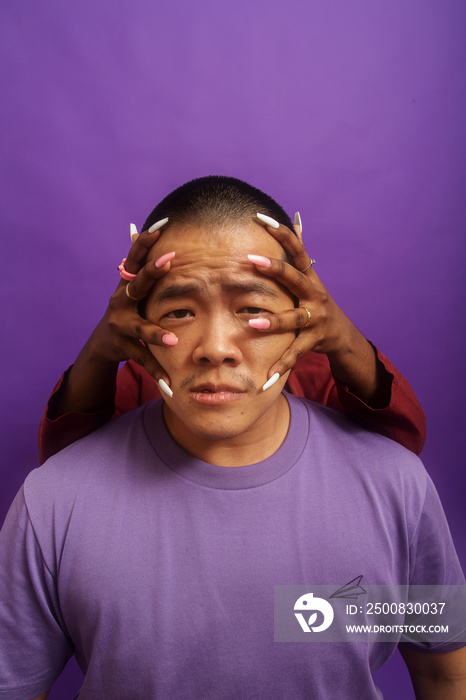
[1,1,465,697]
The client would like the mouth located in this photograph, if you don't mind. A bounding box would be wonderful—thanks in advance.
[190,383,246,405]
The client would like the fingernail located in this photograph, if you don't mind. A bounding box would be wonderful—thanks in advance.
[257,213,280,229]
[158,379,173,398]
[162,333,178,346]
[247,254,271,268]
[130,223,139,243]
[155,251,176,268]
[249,318,271,330]
[294,212,302,229]
[262,372,280,391]
[148,217,169,234]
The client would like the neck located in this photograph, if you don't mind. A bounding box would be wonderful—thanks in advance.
[163,394,291,467]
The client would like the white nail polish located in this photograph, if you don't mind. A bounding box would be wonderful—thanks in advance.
[158,379,173,398]
[257,213,280,229]
[294,212,302,229]
[130,223,139,242]
[148,217,169,234]
[262,372,280,391]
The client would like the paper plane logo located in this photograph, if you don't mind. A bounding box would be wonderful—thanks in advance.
[329,575,367,600]
[294,593,334,633]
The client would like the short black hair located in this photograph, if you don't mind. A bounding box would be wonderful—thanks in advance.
[142,175,295,233]
[139,175,300,317]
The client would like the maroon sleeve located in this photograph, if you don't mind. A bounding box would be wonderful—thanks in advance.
[112,360,161,416]
[286,346,426,455]
[38,361,161,464]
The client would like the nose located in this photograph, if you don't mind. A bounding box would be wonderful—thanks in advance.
[192,314,243,367]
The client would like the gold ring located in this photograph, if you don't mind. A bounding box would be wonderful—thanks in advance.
[125,284,139,302]
[302,307,312,327]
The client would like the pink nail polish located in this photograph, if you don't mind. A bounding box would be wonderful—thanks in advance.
[162,334,178,346]
[247,254,271,268]
[249,318,271,330]
[155,251,176,268]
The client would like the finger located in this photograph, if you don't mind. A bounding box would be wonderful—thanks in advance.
[122,317,178,349]
[124,218,170,274]
[247,254,310,299]
[249,307,312,333]
[257,219,311,272]
[122,252,176,302]
[120,336,175,398]
[130,223,139,244]
[267,334,318,379]
[292,224,303,243]
[120,336,171,385]
[268,225,311,272]
[293,212,303,243]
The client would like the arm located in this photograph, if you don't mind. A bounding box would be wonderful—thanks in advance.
[38,225,174,463]
[287,346,426,454]
[251,217,395,408]
[38,360,162,463]
[48,226,174,418]
[400,646,466,699]
[249,218,426,453]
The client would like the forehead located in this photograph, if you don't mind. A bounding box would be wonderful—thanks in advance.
[148,219,285,262]
[147,220,289,297]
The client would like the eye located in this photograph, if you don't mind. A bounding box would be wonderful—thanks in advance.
[239,307,267,316]
[164,309,194,319]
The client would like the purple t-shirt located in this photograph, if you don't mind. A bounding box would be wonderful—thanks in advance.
[0,395,464,699]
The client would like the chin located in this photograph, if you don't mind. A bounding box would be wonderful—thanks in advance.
[186,418,249,443]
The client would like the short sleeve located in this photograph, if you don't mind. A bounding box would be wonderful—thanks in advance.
[399,473,466,654]
[0,487,73,699]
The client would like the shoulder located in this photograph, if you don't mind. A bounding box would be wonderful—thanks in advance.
[292,392,422,456]
[289,393,429,501]
[24,401,159,515]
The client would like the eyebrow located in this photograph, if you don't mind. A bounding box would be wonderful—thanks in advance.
[154,280,280,304]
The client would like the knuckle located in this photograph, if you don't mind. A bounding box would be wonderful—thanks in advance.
[318,291,329,306]
[291,241,306,259]
[142,260,160,281]
[277,359,292,374]
[107,318,120,334]
[128,231,153,257]
[296,269,309,285]
[108,290,121,306]
[276,259,287,276]
[279,346,304,372]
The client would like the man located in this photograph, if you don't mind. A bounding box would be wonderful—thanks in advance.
[38,184,426,463]
[1,177,464,699]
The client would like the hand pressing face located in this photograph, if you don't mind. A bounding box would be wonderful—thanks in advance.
[144,219,296,461]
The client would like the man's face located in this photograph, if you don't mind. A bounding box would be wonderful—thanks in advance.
[145,219,295,460]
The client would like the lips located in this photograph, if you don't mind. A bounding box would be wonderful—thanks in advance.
[191,383,245,394]
[190,383,246,405]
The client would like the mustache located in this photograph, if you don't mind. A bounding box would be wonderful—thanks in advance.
[180,372,258,392]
